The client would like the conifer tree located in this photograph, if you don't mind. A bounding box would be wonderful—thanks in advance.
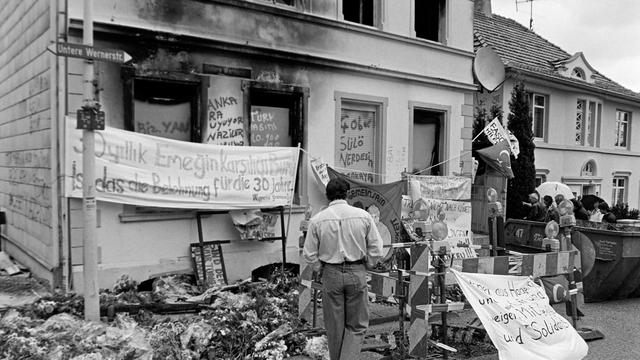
[506,81,536,219]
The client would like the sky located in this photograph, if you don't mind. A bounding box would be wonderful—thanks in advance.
[490,0,640,93]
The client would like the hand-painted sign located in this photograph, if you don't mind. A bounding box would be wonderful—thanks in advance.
[452,270,588,360]
[47,43,132,63]
[64,117,299,209]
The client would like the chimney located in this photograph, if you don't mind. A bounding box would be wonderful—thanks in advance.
[474,0,492,17]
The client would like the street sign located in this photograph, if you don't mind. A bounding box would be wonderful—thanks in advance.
[77,108,106,130]
[47,42,132,64]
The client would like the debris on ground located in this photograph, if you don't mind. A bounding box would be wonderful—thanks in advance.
[0,268,320,359]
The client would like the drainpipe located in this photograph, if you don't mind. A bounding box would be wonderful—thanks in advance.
[51,0,70,292]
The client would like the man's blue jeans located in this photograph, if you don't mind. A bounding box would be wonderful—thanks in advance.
[321,263,369,360]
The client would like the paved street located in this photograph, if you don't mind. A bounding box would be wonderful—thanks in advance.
[578,298,640,360]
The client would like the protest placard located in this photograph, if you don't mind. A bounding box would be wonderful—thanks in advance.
[64,117,299,209]
[483,117,510,145]
[406,175,471,201]
[416,198,475,258]
[309,157,330,189]
[452,269,588,360]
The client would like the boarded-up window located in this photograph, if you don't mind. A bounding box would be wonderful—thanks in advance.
[250,106,292,146]
[337,101,379,183]
[204,75,245,145]
[126,78,200,142]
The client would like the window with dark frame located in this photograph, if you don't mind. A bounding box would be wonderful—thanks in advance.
[123,76,202,142]
[412,109,442,175]
[121,72,204,216]
[343,0,376,27]
[615,110,630,148]
[528,93,546,139]
[415,0,446,42]
[244,82,307,204]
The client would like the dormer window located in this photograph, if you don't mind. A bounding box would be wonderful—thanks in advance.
[572,67,585,80]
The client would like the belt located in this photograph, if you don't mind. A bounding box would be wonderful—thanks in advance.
[322,259,364,266]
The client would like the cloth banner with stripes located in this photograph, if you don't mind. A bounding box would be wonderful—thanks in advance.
[408,244,431,357]
[451,251,576,277]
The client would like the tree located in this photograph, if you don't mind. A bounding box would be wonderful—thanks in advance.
[506,81,536,219]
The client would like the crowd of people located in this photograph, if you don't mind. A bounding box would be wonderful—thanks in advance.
[522,191,616,224]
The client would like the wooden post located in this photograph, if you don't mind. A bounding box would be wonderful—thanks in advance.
[438,250,448,360]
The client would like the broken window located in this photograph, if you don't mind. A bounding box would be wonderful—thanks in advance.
[412,109,443,175]
[244,81,308,203]
[415,0,447,42]
[343,0,380,28]
[123,77,201,142]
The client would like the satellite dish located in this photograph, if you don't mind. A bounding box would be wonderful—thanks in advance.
[474,46,506,92]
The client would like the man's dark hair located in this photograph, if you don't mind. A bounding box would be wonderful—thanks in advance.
[326,178,350,201]
[543,195,553,206]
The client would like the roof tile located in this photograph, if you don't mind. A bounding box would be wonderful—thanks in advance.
[474,11,640,101]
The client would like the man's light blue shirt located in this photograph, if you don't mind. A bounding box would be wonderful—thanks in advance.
[303,200,383,271]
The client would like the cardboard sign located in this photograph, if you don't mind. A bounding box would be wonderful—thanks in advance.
[452,269,588,360]
[191,242,227,288]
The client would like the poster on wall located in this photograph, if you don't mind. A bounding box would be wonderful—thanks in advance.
[452,270,588,360]
[250,106,291,147]
[336,106,378,183]
[327,167,404,255]
[64,117,299,209]
[204,75,245,145]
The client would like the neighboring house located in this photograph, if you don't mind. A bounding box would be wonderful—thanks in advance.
[0,0,476,290]
[474,0,640,210]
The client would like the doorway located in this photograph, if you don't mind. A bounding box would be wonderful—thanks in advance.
[412,109,443,175]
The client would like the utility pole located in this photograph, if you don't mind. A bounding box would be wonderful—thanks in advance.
[82,0,99,322]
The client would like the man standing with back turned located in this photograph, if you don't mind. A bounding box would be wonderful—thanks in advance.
[303,178,383,360]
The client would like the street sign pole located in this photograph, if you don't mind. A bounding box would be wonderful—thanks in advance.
[82,0,100,322]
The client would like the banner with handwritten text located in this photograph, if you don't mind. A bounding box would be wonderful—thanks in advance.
[452,270,588,360]
[64,117,299,209]
[406,175,472,201]
[417,198,475,258]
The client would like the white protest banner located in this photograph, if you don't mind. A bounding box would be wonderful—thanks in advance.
[483,117,510,145]
[451,269,588,360]
[64,117,299,209]
[309,157,330,189]
[418,198,475,258]
[406,175,472,201]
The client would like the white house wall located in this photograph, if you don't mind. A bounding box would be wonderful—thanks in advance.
[501,78,640,209]
[0,0,63,286]
[60,0,476,290]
